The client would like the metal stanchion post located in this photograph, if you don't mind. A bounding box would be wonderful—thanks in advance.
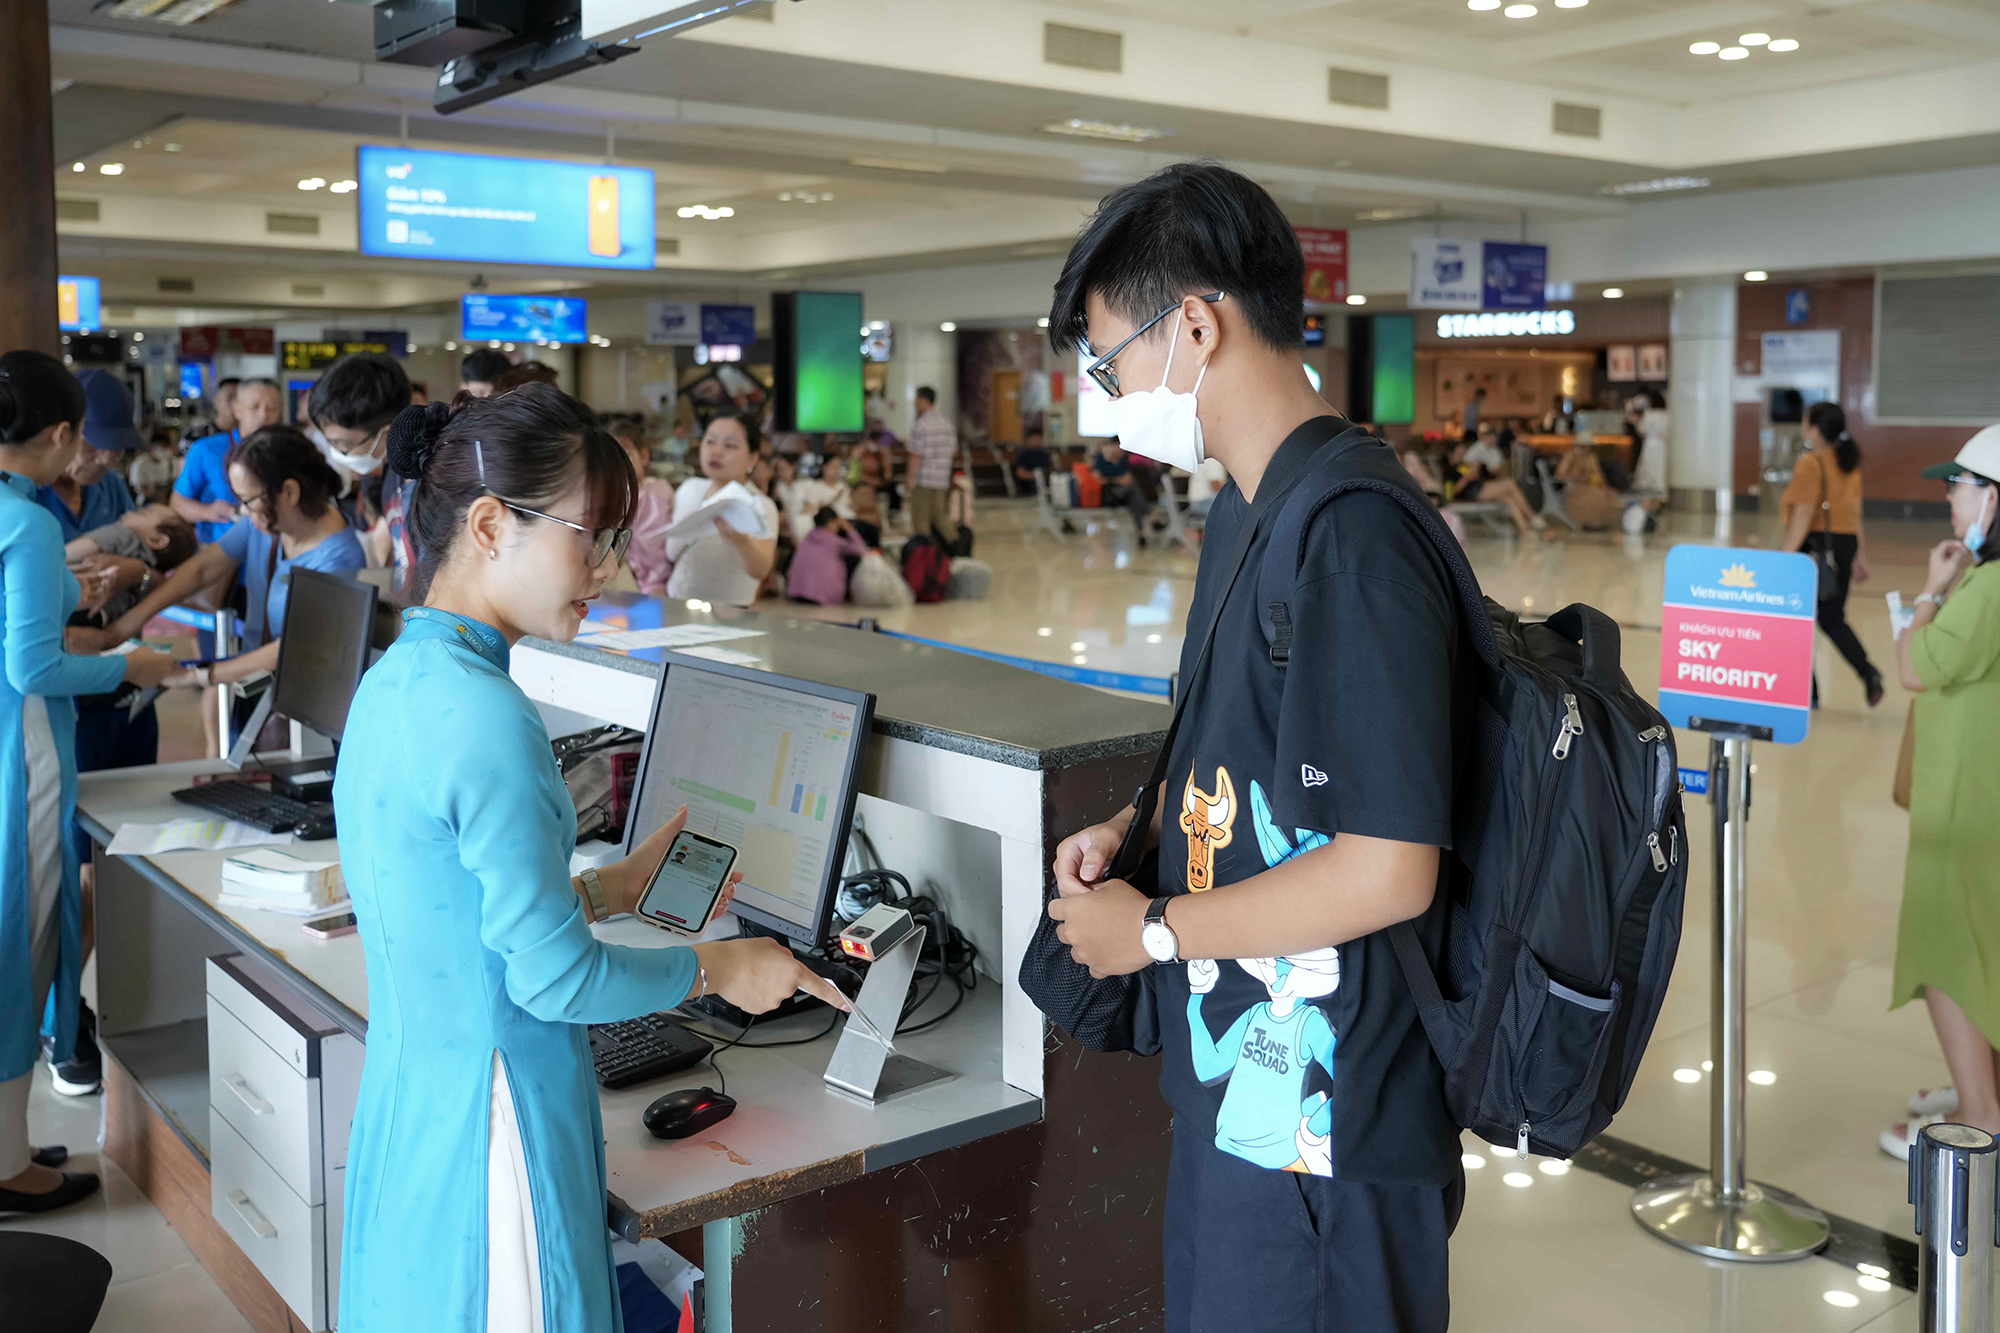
[214,610,236,757]
[1632,732,1832,1260]
[1913,1123,1996,1332]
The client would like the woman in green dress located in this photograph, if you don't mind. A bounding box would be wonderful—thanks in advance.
[1887,426,2000,1155]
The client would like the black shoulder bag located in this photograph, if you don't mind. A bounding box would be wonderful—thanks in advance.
[1016,418,1372,1053]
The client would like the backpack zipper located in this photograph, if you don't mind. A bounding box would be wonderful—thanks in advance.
[1637,724,1667,743]
[1512,692,1578,936]
[1669,825,1679,865]
[1517,1121,1531,1158]
[1551,694,1583,759]
[1647,832,1667,873]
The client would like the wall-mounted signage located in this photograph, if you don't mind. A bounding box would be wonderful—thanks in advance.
[179,326,275,359]
[1434,310,1577,338]
[1483,242,1548,311]
[701,304,756,347]
[281,340,402,372]
[1638,343,1669,380]
[646,300,700,345]
[1296,227,1348,303]
[461,294,588,344]
[57,276,101,333]
[357,146,656,270]
[1608,345,1637,381]
[1785,289,1811,325]
[1411,238,1483,310]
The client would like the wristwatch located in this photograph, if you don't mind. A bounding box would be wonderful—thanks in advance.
[1141,896,1181,964]
[579,866,609,922]
[1916,591,1946,609]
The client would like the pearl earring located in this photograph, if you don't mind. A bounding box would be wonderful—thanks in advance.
[488,548,497,561]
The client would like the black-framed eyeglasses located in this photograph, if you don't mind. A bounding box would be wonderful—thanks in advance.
[475,441,632,568]
[1084,292,1224,399]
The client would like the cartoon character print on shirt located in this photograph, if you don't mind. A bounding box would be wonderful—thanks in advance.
[1185,778,1341,1176]
[1179,766,1236,893]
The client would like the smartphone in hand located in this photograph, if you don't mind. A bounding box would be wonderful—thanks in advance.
[634,830,737,937]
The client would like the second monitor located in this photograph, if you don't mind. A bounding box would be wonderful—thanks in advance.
[624,653,874,949]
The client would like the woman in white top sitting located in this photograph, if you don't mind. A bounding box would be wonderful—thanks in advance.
[665,413,780,607]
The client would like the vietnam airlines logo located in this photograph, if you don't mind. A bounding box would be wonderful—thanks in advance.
[384,162,414,180]
[1718,563,1757,589]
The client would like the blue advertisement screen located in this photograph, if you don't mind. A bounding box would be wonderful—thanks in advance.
[462,295,588,344]
[58,276,101,332]
[1482,242,1548,311]
[178,364,205,399]
[357,146,655,270]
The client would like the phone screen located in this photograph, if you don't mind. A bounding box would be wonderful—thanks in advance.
[636,831,736,934]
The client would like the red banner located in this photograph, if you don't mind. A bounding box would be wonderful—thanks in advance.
[179,326,275,360]
[1659,604,1816,711]
[1296,227,1349,303]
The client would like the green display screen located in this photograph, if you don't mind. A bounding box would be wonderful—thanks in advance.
[791,291,864,432]
[1371,313,1415,425]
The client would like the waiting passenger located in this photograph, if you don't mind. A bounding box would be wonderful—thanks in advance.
[1555,439,1621,531]
[1091,438,1155,543]
[787,506,867,605]
[609,419,674,595]
[1452,427,1545,535]
[459,347,510,399]
[310,353,414,571]
[665,412,779,607]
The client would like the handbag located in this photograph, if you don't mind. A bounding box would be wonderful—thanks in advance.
[1804,454,1842,604]
[1016,419,1366,1053]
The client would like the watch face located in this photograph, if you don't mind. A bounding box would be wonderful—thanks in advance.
[1142,921,1177,963]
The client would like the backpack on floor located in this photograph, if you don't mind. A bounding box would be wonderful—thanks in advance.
[899,534,952,604]
[1256,431,1689,1161]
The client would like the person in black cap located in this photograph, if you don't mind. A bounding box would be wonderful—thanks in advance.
[34,370,139,542]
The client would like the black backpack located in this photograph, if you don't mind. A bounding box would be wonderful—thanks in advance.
[1255,435,1689,1161]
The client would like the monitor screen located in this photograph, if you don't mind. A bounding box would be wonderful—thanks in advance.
[356,146,656,270]
[774,291,864,433]
[274,570,378,743]
[58,276,101,333]
[461,294,589,344]
[626,655,873,948]
[1370,313,1416,425]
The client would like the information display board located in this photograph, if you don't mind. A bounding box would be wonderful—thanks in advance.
[281,339,401,371]
[358,146,655,270]
[461,294,588,344]
[57,276,101,332]
[1658,545,1818,744]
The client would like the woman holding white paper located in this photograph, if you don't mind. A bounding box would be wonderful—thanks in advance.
[665,412,779,606]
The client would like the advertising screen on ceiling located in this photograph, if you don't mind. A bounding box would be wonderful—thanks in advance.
[358,146,656,270]
[772,292,864,433]
[58,276,101,333]
[462,295,589,344]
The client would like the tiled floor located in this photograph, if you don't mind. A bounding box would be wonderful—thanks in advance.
[12,497,1981,1330]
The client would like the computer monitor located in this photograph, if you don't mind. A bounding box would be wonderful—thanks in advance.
[624,653,874,949]
[273,569,379,744]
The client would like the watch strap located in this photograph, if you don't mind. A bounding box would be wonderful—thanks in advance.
[580,866,608,921]
[1145,895,1172,926]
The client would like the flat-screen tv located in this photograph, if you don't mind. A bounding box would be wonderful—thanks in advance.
[357,146,655,270]
[461,294,588,344]
[58,276,101,333]
[773,292,864,433]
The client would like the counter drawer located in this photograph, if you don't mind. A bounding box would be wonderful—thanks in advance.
[211,1113,327,1331]
[207,996,322,1205]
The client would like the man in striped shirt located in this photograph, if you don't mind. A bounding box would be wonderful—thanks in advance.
[906,386,959,544]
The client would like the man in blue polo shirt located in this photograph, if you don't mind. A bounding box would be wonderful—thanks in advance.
[171,377,281,542]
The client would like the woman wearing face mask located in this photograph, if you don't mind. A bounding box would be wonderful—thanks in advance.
[332,386,845,1332]
[71,427,367,753]
[665,413,779,607]
[0,351,175,1213]
[1883,427,2000,1156]
[1780,401,1882,707]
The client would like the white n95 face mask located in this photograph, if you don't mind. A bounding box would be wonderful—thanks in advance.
[1108,312,1209,473]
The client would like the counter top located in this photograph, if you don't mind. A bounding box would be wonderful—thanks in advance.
[520,592,1168,772]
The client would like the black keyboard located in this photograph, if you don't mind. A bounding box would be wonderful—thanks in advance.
[588,1013,714,1090]
[171,781,323,834]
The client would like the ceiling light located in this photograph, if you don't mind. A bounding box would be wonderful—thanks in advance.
[1039,118,1175,143]
[163,142,182,152]
[848,156,949,173]
[1356,206,1427,222]
[71,162,85,173]
[1719,46,1749,60]
[1768,38,1799,52]
[939,321,957,333]
[1503,3,1537,15]
[1345,294,1368,306]
[1072,655,1088,665]
[1739,32,1770,46]
[1037,317,1050,328]
[1553,0,1587,6]
[1748,1069,1776,1086]
[1467,0,1500,9]
[98,163,124,176]
[1601,287,1624,299]
[1744,270,1769,282]
[503,343,515,351]
[1037,627,1052,636]
[1673,1068,1702,1083]
[676,204,734,220]
[1602,175,1710,195]
[1689,40,1720,54]
[445,341,457,351]
[298,177,326,191]
[1146,633,1162,644]
[1069,641,1087,652]
[132,331,144,342]
[329,179,357,194]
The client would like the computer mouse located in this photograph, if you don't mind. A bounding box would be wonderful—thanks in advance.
[293,814,337,842]
[643,1086,736,1140]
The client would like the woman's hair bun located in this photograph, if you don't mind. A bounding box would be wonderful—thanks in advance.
[385,400,453,480]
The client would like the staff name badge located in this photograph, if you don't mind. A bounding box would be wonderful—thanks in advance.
[1658,546,1818,744]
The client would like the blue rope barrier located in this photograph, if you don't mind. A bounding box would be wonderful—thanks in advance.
[873,629,1172,697]
[153,605,246,637]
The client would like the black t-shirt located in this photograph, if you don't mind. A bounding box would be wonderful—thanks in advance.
[1015,446,1050,475]
[1154,419,1466,1188]
[1093,452,1133,481]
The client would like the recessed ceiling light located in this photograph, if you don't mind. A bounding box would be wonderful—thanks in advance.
[298,177,326,191]
[1602,287,1624,299]
[1553,0,1586,7]
[1037,627,1052,636]
[939,321,957,332]
[1037,316,1050,328]
[329,179,357,194]
[1739,32,1770,46]
[445,341,457,351]
[848,156,949,173]
[1072,655,1088,665]
[163,142,182,152]
[1467,0,1500,8]
[1744,270,1769,281]
[99,163,124,175]
[675,204,733,220]
[1689,40,1720,54]
[1346,294,1368,306]
[1768,38,1799,52]
[1503,3,1536,15]
[1069,641,1087,652]
[1039,118,1175,143]
[1602,175,1710,195]
[1719,46,1749,60]
[71,162,84,172]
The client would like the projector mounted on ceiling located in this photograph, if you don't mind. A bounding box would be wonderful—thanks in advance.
[374,0,797,115]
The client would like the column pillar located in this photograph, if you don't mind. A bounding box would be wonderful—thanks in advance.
[0,0,60,357]
[1668,277,1738,513]
[885,323,957,438]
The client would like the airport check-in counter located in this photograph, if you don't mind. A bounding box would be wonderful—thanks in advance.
[79,594,1175,1332]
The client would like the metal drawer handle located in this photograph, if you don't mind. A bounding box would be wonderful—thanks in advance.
[223,1072,273,1115]
[225,1188,278,1240]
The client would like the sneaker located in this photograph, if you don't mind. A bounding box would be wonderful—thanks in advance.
[1910,1086,1960,1117]
[47,1001,102,1097]
[1881,1112,1944,1160]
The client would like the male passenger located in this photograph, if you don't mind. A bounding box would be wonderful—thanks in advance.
[459,347,510,398]
[172,377,280,543]
[1043,162,1466,1333]
[905,385,958,545]
[310,353,415,571]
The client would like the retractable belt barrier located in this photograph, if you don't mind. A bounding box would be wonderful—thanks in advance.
[1912,1123,1997,1332]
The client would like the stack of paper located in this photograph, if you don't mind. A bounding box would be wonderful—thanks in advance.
[219,848,346,916]
[664,482,769,541]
